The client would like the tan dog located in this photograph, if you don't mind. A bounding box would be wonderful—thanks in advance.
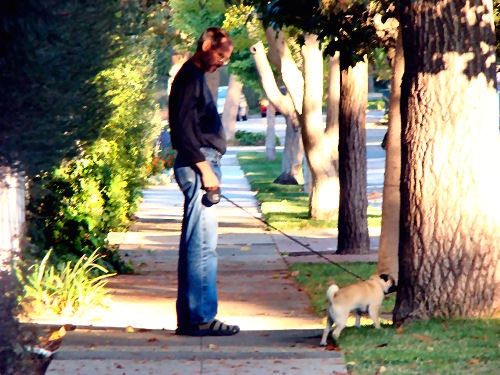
[320,274,396,346]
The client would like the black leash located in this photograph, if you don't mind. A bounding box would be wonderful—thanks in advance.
[221,194,365,281]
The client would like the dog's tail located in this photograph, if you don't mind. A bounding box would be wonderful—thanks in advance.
[326,284,339,302]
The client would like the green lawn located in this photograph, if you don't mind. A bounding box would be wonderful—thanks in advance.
[237,150,500,375]
[237,151,382,230]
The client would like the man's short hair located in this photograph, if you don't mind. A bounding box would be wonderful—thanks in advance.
[197,27,233,51]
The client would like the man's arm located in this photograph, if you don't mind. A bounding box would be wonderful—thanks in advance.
[196,160,219,190]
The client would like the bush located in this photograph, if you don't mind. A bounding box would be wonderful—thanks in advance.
[235,130,281,146]
[19,249,116,316]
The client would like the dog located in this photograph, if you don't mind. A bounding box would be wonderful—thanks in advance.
[319,274,396,346]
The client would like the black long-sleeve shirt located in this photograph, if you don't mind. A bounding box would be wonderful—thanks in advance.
[168,60,226,167]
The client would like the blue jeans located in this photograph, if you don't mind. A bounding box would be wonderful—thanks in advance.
[174,148,221,328]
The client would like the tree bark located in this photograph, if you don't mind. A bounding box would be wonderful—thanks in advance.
[265,28,304,114]
[337,59,370,254]
[0,166,25,273]
[274,115,304,185]
[377,28,404,283]
[221,74,242,141]
[250,40,303,184]
[300,33,339,219]
[266,103,277,161]
[394,0,500,324]
[322,54,340,205]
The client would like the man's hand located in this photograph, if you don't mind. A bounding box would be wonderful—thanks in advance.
[196,160,219,189]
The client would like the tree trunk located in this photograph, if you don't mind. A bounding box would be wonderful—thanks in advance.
[221,74,242,141]
[0,166,25,273]
[337,59,370,254]
[377,28,404,283]
[322,54,340,207]
[250,41,303,184]
[266,103,277,160]
[265,28,304,114]
[274,115,304,185]
[394,0,500,324]
[300,33,339,220]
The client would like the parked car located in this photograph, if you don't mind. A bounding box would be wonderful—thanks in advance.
[259,86,286,117]
[260,98,284,117]
[217,86,248,121]
[217,86,228,115]
[259,98,269,117]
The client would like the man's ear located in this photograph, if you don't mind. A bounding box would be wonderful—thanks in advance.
[201,39,212,52]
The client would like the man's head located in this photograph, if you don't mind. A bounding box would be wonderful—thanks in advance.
[193,27,233,73]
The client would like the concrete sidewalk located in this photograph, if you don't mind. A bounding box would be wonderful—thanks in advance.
[44,148,360,374]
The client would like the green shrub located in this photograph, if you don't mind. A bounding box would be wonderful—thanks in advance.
[235,130,281,146]
[26,42,162,273]
[20,249,116,316]
[367,99,386,110]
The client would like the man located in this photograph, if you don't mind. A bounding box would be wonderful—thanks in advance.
[168,27,239,336]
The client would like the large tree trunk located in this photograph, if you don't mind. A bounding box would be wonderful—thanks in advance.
[275,115,304,185]
[300,33,338,219]
[265,103,277,160]
[250,41,302,181]
[394,0,500,324]
[221,74,243,141]
[0,166,25,273]
[337,59,370,254]
[377,28,404,283]
[321,53,340,209]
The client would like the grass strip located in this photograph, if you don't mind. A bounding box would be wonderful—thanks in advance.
[237,151,381,230]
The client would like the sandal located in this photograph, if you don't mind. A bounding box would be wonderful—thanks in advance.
[175,319,240,337]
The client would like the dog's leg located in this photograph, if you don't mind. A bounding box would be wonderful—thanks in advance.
[331,310,348,339]
[368,304,381,328]
[320,313,333,346]
[332,321,345,339]
[355,310,361,328]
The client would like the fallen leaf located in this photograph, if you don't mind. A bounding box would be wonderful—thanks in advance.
[468,358,482,365]
[208,343,219,350]
[324,342,341,351]
[147,337,158,342]
[396,327,404,334]
[413,333,433,342]
[125,326,135,333]
[58,326,67,337]
[240,245,250,251]
[48,331,61,341]
[290,270,300,277]
[272,274,280,279]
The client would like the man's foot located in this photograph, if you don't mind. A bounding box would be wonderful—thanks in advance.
[175,319,240,337]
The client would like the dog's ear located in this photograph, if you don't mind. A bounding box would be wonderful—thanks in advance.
[386,283,397,294]
[379,274,390,282]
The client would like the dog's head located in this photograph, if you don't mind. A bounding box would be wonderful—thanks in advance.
[378,274,397,294]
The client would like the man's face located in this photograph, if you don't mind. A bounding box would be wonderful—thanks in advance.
[201,43,233,73]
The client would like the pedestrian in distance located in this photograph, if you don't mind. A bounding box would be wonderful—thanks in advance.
[168,27,239,336]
